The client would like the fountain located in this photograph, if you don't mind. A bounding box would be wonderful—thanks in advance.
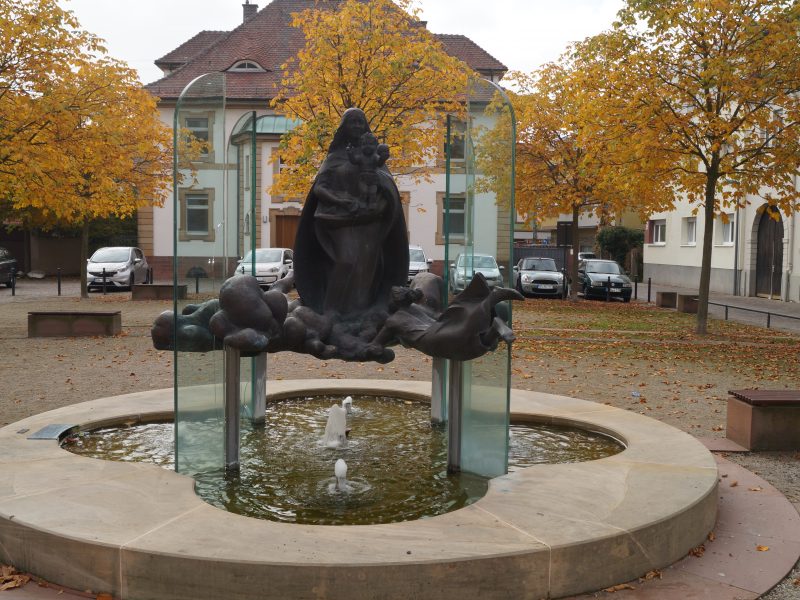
[323,403,348,449]
[0,86,717,600]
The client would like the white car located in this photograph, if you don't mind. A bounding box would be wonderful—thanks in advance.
[87,246,150,290]
[236,248,293,288]
[408,245,433,283]
[449,253,504,293]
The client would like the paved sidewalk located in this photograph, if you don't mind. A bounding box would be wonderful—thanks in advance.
[633,281,800,334]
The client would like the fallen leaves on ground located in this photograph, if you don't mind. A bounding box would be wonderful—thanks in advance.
[748,486,763,492]
[603,583,636,592]
[0,564,30,591]
[688,545,706,557]
[756,545,770,552]
[639,570,662,581]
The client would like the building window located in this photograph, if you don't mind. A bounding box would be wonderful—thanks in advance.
[178,188,215,242]
[182,112,215,162]
[436,192,465,244]
[682,217,696,246]
[447,120,466,161]
[229,60,265,72]
[648,219,666,244]
[716,213,734,245]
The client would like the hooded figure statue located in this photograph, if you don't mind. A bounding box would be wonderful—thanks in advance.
[293,108,409,317]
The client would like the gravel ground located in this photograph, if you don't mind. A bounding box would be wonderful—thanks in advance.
[1,277,798,598]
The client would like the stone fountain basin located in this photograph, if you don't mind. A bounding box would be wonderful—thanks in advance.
[0,380,717,600]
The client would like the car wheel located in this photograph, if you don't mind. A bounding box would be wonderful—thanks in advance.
[515,279,527,299]
[582,284,590,299]
[623,294,631,303]
[129,274,135,289]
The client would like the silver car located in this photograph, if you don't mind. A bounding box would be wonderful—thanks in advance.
[87,246,150,290]
[236,247,293,288]
[449,253,504,293]
[513,257,566,298]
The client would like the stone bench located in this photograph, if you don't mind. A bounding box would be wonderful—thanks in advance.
[656,291,677,308]
[28,311,122,338]
[677,293,699,313]
[131,284,187,300]
[727,389,800,450]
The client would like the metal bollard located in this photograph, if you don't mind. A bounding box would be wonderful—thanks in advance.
[634,279,638,300]
[10,268,15,297]
[102,267,107,295]
[195,275,200,294]
[767,313,771,329]
[562,268,568,299]
[606,276,611,302]
[647,277,652,303]
[57,268,62,296]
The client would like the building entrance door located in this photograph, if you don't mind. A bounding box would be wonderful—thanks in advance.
[274,213,301,249]
[755,207,783,298]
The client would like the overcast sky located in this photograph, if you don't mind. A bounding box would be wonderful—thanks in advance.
[57,0,625,85]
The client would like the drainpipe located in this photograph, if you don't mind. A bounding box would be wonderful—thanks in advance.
[784,175,797,301]
[733,204,739,296]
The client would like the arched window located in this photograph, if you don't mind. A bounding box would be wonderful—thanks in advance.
[229,60,265,72]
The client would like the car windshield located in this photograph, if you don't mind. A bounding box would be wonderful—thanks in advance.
[521,258,556,271]
[409,249,426,262]
[458,255,497,269]
[586,261,623,275]
[90,248,130,262]
[242,249,283,263]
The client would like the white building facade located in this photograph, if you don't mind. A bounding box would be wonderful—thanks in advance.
[644,188,800,301]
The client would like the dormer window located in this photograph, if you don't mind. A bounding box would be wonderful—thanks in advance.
[229,60,265,72]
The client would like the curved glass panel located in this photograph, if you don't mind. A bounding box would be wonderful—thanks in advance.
[445,77,516,478]
[173,72,228,474]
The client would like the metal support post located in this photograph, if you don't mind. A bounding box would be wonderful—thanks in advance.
[647,277,652,303]
[634,279,638,301]
[606,276,611,302]
[447,360,463,474]
[251,352,267,425]
[431,357,447,424]
[195,276,200,295]
[224,344,241,471]
[102,268,107,295]
[10,268,15,296]
[57,268,62,296]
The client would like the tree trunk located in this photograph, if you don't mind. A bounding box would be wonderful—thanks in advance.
[569,204,580,298]
[80,221,89,299]
[696,171,718,335]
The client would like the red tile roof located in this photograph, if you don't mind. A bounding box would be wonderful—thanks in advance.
[146,0,506,102]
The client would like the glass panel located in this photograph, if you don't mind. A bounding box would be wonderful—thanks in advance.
[445,77,516,478]
[173,73,228,475]
[227,111,259,420]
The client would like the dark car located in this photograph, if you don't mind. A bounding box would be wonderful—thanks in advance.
[579,259,633,302]
[0,246,17,287]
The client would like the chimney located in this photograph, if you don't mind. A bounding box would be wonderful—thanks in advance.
[243,1,258,22]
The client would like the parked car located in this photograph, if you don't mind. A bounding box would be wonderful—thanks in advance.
[0,246,17,287]
[87,246,149,291]
[408,245,433,283]
[513,257,566,298]
[236,247,293,288]
[577,251,596,261]
[449,253,504,293]
[578,259,633,302]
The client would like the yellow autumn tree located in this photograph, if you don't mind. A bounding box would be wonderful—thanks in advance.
[479,63,671,295]
[0,0,177,297]
[580,0,800,333]
[271,0,472,198]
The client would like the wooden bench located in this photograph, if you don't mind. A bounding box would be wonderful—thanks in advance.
[727,389,800,450]
[28,311,122,338]
[677,293,699,313]
[656,291,677,308]
[131,284,187,300]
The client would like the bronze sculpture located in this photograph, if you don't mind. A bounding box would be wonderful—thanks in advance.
[152,108,521,362]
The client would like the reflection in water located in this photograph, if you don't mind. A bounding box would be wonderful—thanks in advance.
[63,396,622,525]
